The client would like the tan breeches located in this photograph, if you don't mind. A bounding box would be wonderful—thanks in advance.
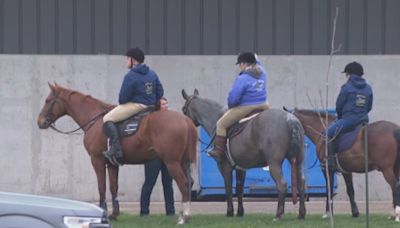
[216,102,270,136]
[103,102,147,123]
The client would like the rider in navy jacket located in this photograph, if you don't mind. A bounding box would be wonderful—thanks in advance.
[325,61,373,170]
[119,64,164,105]
[102,47,164,166]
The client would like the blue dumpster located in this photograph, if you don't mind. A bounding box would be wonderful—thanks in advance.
[192,126,337,199]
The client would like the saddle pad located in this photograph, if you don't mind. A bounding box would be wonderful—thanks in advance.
[336,127,362,153]
[115,106,155,137]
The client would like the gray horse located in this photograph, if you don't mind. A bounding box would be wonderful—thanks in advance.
[181,89,306,220]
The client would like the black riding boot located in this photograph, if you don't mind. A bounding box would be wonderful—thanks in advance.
[102,121,123,166]
[326,139,337,171]
[207,135,227,162]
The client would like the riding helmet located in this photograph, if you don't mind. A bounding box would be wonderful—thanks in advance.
[236,52,256,65]
[125,47,145,63]
[342,61,364,76]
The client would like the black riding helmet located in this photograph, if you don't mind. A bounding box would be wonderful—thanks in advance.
[125,47,145,63]
[342,61,364,76]
[236,52,256,65]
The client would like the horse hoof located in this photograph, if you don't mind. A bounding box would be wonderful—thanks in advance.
[108,214,118,220]
[236,211,244,217]
[226,211,234,217]
[321,213,329,219]
[177,212,189,225]
[352,212,359,218]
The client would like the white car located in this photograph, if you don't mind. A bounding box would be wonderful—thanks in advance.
[0,192,111,228]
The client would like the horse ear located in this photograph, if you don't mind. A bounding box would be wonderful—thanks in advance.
[181,89,189,100]
[282,106,289,112]
[48,82,55,91]
[194,89,199,96]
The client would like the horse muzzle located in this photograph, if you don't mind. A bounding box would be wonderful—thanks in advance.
[37,116,51,129]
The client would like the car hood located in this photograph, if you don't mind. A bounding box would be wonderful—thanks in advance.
[0,192,104,216]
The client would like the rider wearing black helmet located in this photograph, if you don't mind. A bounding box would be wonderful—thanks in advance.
[325,61,373,170]
[102,47,164,165]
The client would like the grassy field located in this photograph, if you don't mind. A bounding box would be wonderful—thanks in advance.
[110,213,400,228]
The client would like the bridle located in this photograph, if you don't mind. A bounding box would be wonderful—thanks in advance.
[182,95,216,152]
[44,91,108,135]
[182,95,200,126]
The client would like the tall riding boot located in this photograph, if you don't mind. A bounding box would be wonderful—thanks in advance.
[326,139,337,171]
[102,121,123,166]
[207,135,227,162]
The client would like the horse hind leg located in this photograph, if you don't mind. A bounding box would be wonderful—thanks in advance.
[166,163,191,224]
[269,163,287,221]
[236,170,246,217]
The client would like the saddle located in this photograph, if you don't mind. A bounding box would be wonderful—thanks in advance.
[115,106,156,137]
[334,124,365,154]
[227,109,265,139]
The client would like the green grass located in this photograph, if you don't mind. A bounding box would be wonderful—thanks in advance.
[111,213,400,228]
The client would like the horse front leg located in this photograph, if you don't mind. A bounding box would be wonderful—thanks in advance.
[322,168,335,219]
[91,157,108,213]
[236,170,246,217]
[269,163,287,221]
[342,173,359,217]
[217,161,234,217]
[107,164,120,220]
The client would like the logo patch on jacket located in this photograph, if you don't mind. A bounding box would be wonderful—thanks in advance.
[355,94,366,107]
[145,82,153,94]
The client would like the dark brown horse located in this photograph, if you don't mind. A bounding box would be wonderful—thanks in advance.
[285,107,400,220]
[37,83,198,224]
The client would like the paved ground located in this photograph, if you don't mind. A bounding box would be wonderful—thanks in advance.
[117,199,394,216]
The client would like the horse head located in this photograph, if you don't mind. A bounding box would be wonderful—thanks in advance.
[181,89,200,126]
[37,82,68,129]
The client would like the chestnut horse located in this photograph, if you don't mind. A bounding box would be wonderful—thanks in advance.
[285,107,400,220]
[37,83,197,224]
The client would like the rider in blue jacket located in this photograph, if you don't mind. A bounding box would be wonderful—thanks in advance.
[102,47,164,166]
[208,52,269,162]
[326,61,373,170]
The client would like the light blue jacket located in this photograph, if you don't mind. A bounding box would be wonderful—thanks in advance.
[227,62,267,108]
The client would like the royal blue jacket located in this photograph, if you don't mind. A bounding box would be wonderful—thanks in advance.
[118,64,164,106]
[336,74,373,123]
[227,62,267,108]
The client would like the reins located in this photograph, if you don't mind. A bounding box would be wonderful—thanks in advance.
[50,110,108,135]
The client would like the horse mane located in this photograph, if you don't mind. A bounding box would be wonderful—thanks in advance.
[198,97,226,113]
[57,85,115,110]
[296,108,336,119]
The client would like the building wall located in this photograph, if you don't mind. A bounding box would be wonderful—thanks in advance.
[0,54,399,202]
[1,0,400,55]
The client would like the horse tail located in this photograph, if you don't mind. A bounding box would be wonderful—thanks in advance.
[394,128,400,164]
[185,119,198,164]
[287,115,305,205]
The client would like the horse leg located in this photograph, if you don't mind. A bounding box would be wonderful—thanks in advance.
[296,164,306,219]
[217,161,234,217]
[321,169,335,219]
[166,163,191,224]
[91,158,108,214]
[269,163,287,220]
[107,165,120,220]
[381,168,400,221]
[342,173,359,217]
[236,170,246,217]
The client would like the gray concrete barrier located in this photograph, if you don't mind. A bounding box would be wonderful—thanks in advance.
[1,54,399,202]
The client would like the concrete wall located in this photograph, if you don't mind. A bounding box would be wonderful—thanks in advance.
[1,54,399,203]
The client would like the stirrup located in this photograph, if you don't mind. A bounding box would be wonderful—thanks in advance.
[103,150,123,166]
